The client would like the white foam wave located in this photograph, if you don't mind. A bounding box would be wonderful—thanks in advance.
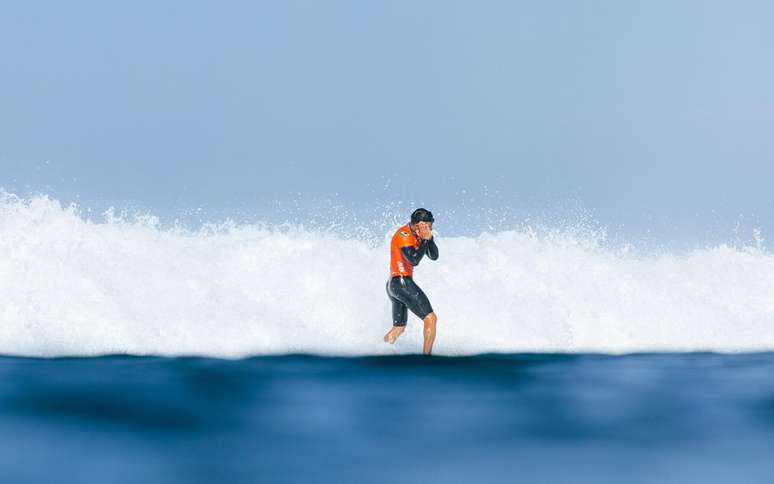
[2,192,774,357]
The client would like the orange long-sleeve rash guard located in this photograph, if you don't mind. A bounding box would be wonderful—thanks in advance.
[389,224,438,277]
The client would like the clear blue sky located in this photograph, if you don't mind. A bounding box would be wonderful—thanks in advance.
[2,1,773,243]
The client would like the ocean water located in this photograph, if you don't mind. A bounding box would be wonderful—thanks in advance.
[3,193,774,483]
[2,353,774,484]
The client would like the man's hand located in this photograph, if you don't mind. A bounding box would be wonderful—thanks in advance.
[416,222,433,240]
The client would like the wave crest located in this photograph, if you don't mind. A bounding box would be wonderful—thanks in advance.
[1,193,773,357]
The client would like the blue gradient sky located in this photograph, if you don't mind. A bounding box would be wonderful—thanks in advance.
[2,1,773,242]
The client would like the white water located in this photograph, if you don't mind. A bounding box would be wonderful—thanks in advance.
[2,192,774,358]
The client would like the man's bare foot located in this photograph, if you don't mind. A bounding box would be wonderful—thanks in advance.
[383,326,404,344]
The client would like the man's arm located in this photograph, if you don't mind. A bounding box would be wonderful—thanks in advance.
[400,241,428,266]
[426,237,439,260]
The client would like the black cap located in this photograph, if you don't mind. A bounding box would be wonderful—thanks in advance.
[410,208,434,224]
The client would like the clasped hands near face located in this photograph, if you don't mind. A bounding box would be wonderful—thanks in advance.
[415,221,433,240]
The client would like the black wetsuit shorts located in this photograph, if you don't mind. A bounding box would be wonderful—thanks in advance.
[386,276,434,326]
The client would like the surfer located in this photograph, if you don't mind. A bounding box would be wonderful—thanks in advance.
[383,208,439,355]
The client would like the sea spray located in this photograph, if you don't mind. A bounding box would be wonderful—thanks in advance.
[2,192,774,357]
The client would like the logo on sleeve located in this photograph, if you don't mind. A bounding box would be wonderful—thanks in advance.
[400,231,410,237]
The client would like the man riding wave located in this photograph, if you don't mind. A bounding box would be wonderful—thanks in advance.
[383,208,439,355]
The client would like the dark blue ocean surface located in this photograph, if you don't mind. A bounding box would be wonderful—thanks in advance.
[1,353,774,484]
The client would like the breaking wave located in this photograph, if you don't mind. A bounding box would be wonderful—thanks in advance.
[2,192,774,357]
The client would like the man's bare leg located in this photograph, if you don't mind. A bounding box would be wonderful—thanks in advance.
[423,312,437,355]
[383,326,405,344]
